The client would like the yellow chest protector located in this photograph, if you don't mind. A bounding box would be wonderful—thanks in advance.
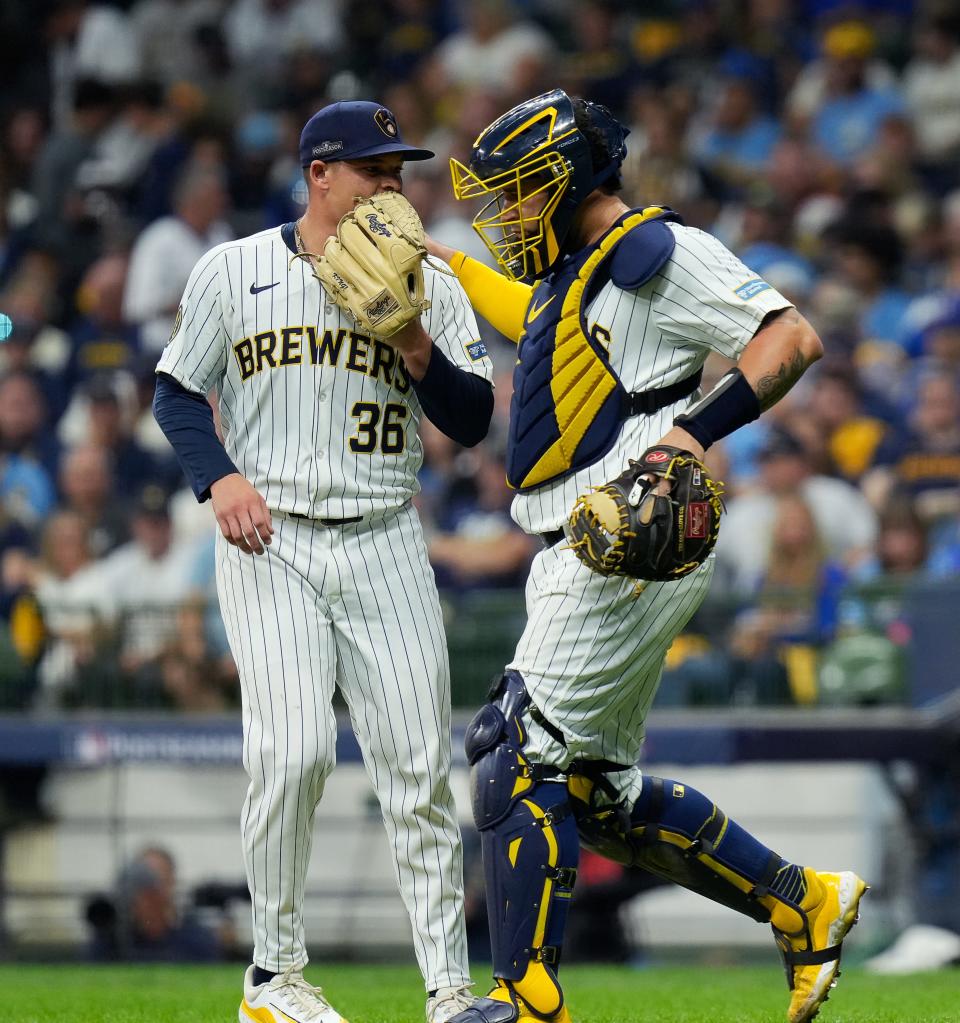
[506,206,688,491]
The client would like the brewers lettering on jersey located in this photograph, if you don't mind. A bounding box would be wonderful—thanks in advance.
[434,91,867,1023]
[155,101,492,1023]
[159,234,484,519]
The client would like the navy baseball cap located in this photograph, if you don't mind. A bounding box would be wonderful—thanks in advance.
[299,101,434,167]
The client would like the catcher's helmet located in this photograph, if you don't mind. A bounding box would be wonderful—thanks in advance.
[450,89,629,281]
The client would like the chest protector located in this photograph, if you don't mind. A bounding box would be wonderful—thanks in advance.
[506,206,681,492]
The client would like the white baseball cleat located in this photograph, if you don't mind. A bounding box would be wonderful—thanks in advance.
[239,964,349,1023]
[427,983,477,1023]
[864,924,960,975]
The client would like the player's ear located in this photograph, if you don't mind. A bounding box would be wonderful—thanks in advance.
[307,159,330,192]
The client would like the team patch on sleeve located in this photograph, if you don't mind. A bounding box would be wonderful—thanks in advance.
[465,339,488,361]
[166,304,183,346]
[734,278,772,301]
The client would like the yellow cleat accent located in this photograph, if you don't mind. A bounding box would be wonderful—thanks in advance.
[485,981,573,1022]
[773,869,868,1023]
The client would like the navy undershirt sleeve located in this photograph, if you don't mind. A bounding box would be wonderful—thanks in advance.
[411,345,493,448]
[153,373,239,501]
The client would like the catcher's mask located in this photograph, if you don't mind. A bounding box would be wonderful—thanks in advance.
[450,89,629,281]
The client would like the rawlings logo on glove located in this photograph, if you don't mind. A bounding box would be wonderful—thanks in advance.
[567,446,724,581]
[295,192,432,338]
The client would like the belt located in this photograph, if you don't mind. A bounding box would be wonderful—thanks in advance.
[539,528,566,548]
[290,514,363,526]
[623,368,702,417]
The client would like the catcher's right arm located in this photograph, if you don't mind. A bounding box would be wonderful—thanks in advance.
[567,445,724,581]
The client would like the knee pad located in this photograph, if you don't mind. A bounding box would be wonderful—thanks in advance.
[464,670,555,830]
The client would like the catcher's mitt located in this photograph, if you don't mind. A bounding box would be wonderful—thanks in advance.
[309,192,430,337]
[567,445,724,581]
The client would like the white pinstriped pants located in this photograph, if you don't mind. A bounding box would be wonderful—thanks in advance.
[216,502,469,988]
[510,542,715,808]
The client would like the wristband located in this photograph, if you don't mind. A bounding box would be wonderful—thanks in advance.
[673,368,761,450]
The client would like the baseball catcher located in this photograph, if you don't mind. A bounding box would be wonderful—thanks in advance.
[424,88,867,1023]
[303,191,431,337]
[567,445,724,581]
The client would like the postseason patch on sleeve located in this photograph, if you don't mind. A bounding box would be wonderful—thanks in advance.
[465,339,488,361]
[734,278,772,301]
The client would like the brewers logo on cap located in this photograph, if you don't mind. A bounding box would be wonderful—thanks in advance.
[375,108,399,138]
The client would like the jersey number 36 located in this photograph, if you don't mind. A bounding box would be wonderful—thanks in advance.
[349,401,408,455]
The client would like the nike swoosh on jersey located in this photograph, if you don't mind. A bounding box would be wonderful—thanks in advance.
[250,282,279,294]
[526,295,556,323]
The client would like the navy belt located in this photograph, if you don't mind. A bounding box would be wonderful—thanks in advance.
[290,514,363,526]
[539,528,566,548]
[624,368,702,417]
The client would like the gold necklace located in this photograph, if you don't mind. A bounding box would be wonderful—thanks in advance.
[290,218,321,275]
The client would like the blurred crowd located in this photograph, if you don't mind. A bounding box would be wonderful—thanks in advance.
[0,0,958,711]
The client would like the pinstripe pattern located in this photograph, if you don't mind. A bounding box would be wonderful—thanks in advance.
[160,223,484,988]
[217,505,468,986]
[510,545,713,773]
[506,223,790,808]
[158,227,492,519]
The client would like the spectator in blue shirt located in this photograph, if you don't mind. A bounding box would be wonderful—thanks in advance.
[694,55,781,195]
[811,20,905,166]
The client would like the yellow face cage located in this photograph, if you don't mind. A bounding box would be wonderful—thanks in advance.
[450,150,571,281]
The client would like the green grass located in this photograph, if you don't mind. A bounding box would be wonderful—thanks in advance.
[4,963,958,1022]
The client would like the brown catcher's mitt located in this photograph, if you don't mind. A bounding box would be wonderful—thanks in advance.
[567,445,724,581]
[311,191,430,337]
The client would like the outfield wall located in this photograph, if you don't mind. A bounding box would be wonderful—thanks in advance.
[0,723,926,959]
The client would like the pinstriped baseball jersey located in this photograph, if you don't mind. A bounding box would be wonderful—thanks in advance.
[511,223,791,534]
[505,223,792,796]
[157,225,492,519]
[158,220,487,990]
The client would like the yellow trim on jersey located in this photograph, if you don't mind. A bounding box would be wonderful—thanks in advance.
[448,252,532,343]
[508,837,523,867]
[519,206,667,489]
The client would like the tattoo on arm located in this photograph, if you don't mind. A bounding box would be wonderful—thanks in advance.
[754,346,807,410]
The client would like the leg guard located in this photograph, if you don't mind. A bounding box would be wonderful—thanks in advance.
[465,672,579,1018]
[569,769,781,924]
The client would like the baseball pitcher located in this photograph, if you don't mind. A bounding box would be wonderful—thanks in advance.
[154,101,494,1023]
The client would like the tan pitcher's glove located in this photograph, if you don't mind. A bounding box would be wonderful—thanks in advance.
[567,446,724,581]
[311,192,430,337]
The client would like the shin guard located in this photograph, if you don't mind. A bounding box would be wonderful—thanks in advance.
[465,672,579,1017]
[570,772,802,925]
[481,780,579,1014]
